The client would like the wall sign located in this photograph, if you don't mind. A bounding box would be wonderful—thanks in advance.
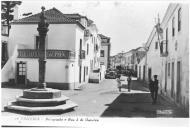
[18,49,75,59]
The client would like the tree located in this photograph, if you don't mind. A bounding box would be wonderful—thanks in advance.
[1,1,22,36]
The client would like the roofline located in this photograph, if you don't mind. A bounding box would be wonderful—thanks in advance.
[145,27,156,49]
[64,13,88,20]
[145,4,179,50]
[98,34,110,39]
[12,21,85,30]
[160,3,179,28]
[11,7,85,30]
[101,42,111,46]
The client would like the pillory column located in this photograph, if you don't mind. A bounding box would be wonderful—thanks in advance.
[37,6,49,89]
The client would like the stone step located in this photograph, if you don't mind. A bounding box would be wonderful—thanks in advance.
[23,88,62,99]
[5,100,78,113]
[14,96,69,107]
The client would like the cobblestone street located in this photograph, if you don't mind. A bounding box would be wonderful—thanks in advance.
[2,77,188,117]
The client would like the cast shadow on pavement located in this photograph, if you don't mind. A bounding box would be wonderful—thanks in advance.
[101,92,159,118]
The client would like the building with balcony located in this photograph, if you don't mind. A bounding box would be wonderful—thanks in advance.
[132,47,146,73]
[160,3,189,111]
[83,22,103,82]
[99,34,111,70]
[123,50,133,69]
[138,3,189,112]
[109,56,116,69]
[2,7,101,89]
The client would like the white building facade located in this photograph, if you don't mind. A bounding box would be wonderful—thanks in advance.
[138,3,189,111]
[159,4,189,111]
[2,8,101,89]
[99,34,111,70]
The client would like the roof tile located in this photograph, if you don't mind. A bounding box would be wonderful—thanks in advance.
[12,8,78,24]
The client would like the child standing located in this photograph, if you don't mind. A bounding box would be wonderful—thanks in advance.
[127,74,132,92]
[116,75,122,92]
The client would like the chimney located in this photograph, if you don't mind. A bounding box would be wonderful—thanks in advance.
[13,5,19,20]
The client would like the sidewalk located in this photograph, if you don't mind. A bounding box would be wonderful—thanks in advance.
[101,79,188,117]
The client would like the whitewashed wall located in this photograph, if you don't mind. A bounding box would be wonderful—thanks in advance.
[7,23,85,87]
[146,31,162,82]
[15,58,76,84]
[8,24,76,57]
[160,4,189,109]
[137,57,145,80]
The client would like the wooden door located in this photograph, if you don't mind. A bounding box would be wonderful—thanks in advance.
[17,61,26,85]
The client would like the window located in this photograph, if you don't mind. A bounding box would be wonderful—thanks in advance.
[92,37,93,43]
[87,44,89,55]
[172,17,175,36]
[101,50,104,57]
[178,8,181,31]
[168,63,170,77]
[96,44,98,51]
[166,28,168,42]
[1,25,8,35]
[103,39,107,42]
[100,62,104,65]
[2,41,8,67]
[86,67,88,75]
[155,41,158,49]
[166,28,168,52]
[175,41,178,51]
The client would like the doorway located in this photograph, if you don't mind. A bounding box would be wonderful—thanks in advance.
[79,66,82,83]
[139,66,141,79]
[165,63,167,92]
[148,68,152,80]
[16,61,27,85]
[83,67,85,82]
[176,61,181,103]
[171,62,174,97]
[143,65,145,80]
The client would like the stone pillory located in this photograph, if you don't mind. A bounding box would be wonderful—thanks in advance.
[5,7,78,114]
[37,6,49,89]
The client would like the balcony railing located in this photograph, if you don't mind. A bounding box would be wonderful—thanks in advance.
[79,50,85,59]
[160,40,168,57]
[18,49,75,59]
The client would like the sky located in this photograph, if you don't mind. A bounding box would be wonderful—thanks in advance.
[17,0,169,56]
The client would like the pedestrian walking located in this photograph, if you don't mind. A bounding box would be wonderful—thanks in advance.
[152,75,159,104]
[116,74,122,92]
[127,74,132,92]
[148,78,154,102]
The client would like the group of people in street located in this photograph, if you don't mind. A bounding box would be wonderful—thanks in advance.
[116,73,159,105]
[116,74,132,92]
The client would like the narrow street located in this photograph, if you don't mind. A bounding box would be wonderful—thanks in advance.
[2,77,188,117]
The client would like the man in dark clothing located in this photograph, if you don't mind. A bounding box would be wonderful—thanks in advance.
[148,78,154,102]
[153,75,159,104]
